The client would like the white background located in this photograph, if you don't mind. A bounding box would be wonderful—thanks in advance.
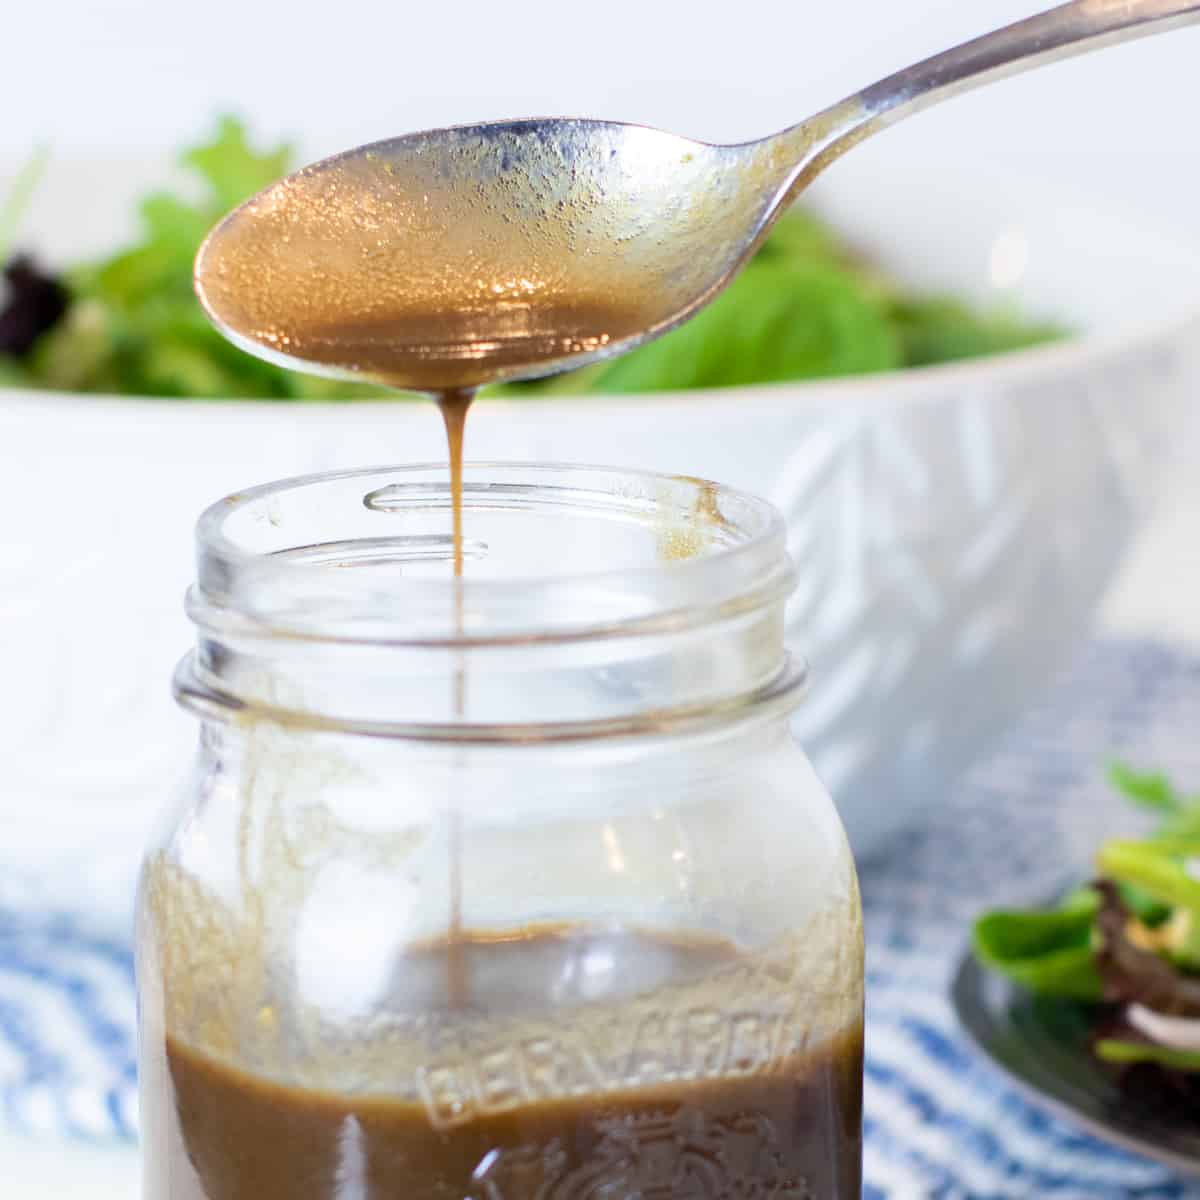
[5,0,1200,238]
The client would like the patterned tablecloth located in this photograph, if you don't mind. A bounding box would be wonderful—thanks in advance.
[4,638,1200,1198]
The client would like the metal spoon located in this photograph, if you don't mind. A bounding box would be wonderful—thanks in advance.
[196,0,1200,393]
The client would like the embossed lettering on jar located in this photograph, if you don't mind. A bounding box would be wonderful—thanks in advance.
[135,464,864,1200]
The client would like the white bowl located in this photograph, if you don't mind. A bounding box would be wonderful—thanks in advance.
[2,146,1198,931]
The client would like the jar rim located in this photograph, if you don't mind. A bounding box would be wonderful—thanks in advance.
[192,461,792,648]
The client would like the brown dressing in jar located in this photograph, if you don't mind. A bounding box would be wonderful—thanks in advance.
[162,929,863,1200]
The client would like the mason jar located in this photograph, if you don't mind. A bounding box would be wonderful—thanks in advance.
[136,463,863,1199]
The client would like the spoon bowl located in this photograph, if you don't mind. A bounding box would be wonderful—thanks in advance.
[195,0,1200,393]
[194,120,792,391]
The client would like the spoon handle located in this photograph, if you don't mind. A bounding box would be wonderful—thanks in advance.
[785,0,1200,184]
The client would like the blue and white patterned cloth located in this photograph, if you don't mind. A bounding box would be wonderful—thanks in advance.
[5,639,1200,1197]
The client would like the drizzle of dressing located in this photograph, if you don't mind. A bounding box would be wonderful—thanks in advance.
[435,387,472,1009]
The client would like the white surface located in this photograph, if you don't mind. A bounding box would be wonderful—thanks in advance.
[0,1131,140,1198]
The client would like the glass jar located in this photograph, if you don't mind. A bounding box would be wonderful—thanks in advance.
[136,463,863,1200]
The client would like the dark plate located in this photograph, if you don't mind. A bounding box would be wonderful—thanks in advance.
[952,949,1200,1176]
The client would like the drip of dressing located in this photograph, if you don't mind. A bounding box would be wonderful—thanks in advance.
[436,386,473,1010]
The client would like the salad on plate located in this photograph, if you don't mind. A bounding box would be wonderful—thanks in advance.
[976,762,1200,1100]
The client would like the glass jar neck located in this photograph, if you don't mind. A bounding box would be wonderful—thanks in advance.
[177,464,800,739]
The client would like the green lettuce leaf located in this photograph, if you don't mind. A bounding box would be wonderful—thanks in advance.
[1095,1039,1200,1072]
[972,889,1104,1000]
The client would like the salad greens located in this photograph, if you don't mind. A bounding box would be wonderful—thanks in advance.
[0,119,384,401]
[1095,1040,1200,1071]
[974,887,1104,1001]
[0,117,1066,399]
[975,762,1200,1080]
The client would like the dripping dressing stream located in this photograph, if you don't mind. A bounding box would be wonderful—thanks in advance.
[436,387,475,1010]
